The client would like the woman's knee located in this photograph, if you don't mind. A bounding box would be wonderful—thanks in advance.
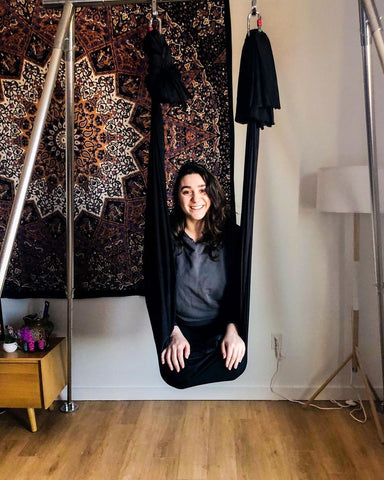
[160,366,193,389]
[224,355,247,381]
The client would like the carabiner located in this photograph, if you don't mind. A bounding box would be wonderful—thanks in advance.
[247,8,262,35]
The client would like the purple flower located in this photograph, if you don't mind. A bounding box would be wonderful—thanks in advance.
[19,327,34,344]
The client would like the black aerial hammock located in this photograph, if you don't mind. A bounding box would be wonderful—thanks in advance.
[143,12,280,387]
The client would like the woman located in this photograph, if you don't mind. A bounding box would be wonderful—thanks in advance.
[159,162,247,388]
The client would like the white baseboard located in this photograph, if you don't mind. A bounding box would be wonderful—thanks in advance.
[58,384,383,401]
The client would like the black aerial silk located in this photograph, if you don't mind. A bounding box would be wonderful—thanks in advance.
[236,28,280,349]
[143,27,279,388]
[143,29,189,358]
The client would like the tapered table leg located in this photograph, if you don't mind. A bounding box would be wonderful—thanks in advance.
[27,408,37,433]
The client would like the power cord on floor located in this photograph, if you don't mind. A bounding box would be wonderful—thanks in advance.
[269,345,367,422]
[348,370,367,424]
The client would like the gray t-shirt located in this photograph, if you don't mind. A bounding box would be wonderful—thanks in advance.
[174,233,226,326]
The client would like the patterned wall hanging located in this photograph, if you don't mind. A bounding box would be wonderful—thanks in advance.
[0,0,234,298]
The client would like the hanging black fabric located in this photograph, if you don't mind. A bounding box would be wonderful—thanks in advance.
[143,100,174,356]
[143,29,189,356]
[236,28,280,348]
[238,123,259,346]
[144,26,279,388]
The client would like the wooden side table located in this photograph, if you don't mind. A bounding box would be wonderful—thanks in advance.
[0,337,67,432]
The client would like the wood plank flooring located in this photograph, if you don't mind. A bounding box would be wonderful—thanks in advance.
[0,400,384,480]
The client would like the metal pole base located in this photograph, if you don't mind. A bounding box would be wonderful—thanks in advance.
[60,401,79,413]
[376,401,384,414]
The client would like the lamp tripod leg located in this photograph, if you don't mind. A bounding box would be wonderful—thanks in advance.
[355,346,384,443]
[303,353,353,409]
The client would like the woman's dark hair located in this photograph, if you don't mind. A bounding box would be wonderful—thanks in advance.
[172,161,230,252]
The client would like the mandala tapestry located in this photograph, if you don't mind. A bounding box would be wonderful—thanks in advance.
[0,0,234,298]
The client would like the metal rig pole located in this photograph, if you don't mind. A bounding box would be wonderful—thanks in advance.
[0,1,74,296]
[361,0,384,73]
[359,0,384,407]
[61,8,78,414]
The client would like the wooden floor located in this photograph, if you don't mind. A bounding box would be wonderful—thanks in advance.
[0,400,384,479]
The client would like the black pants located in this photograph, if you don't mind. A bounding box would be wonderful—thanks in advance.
[159,322,247,389]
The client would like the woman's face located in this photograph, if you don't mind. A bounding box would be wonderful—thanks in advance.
[178,173,211,223]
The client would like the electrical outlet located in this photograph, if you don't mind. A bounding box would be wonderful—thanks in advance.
[271,333,282,351]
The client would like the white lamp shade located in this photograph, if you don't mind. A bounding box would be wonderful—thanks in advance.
[317,165,384,213]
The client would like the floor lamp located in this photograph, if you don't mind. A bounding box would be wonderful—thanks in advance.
[304,165,384,444]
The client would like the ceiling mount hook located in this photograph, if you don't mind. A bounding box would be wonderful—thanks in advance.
[152,0,158,19]
[149,0,162,34]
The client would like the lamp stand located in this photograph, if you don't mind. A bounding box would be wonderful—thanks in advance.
[303,214,384,444]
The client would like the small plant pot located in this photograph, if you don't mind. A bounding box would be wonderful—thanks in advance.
[3,342,18,353]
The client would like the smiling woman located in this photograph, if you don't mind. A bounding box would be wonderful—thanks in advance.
[156,161,246,389]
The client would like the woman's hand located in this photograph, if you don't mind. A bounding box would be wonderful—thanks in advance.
[161,326,191,373]
[221,323,246,370]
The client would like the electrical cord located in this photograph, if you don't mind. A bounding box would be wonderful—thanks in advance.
[348,370,367,424]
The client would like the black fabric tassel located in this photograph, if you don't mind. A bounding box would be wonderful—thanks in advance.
[235,29,280,128]
[143,29,190,106]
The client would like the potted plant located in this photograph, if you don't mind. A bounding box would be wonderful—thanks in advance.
[3,325,19,353]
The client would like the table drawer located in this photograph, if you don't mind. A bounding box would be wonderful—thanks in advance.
[0,363,42,408]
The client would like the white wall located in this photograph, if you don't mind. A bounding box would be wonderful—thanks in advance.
[3,0,383,400]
